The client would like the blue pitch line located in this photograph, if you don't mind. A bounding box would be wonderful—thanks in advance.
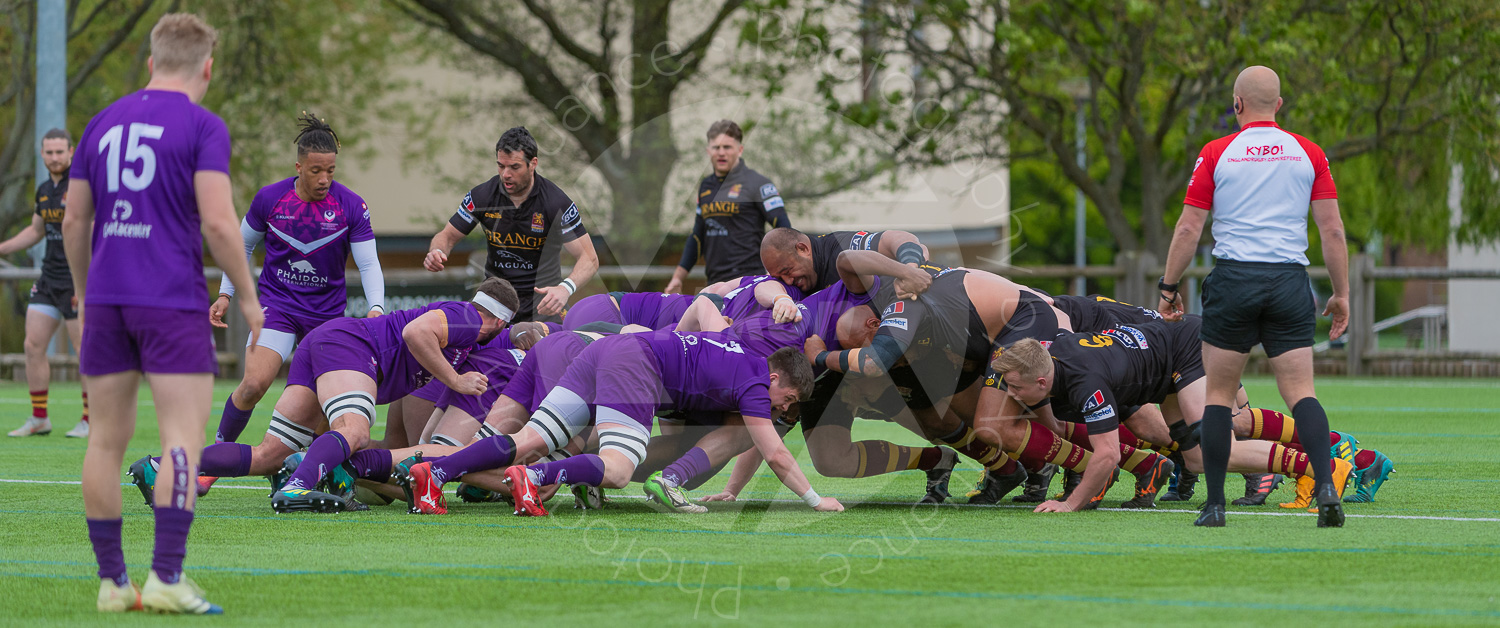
[2,562,1497,619]
[3,508,1496,557]
[1325,406,1500,414]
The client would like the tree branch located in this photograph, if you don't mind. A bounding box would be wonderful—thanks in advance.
[67,0,156,94]
[518,0,606,72]
[664,0,746,86]
[69,0,117,40]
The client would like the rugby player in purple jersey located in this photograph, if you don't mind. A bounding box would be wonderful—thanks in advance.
[562,292,707,331]
[402,331,833,515]
[207,113,385,453]
[65,14,262,614]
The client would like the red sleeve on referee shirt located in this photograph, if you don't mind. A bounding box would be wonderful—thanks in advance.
[1291,133,1338,200]
[1183,135,1232,210]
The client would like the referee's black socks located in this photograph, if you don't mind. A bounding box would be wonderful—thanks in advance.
[1291,397,1334,492]
[1200,405,1234,506]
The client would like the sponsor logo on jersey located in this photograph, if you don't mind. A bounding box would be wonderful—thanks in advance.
[488,249,535,271]
[760,183,779,199]
[362,203,370,221]
[276,259,328,287]
[487,230,547,251]
[1082,390,1104,412]
[1085,405,1116,423]
[880,317,908,330]
[530,212,546,233]
[883,301,904,317]
[849,231,869,250]
[1245,144,1284,156]
[727,183,742,199]
[101,200,152,239]
[561,203,581,233]
[457,193,476,223]
[704,218,729,237]
[1101,325,1149,349]
[323,209,336,222]
[700,189,712,198]
[763,195,785,211]
[699,201,742,217]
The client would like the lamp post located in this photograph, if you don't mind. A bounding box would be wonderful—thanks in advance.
[1060,79,1089,296]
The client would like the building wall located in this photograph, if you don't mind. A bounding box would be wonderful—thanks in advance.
[1446,164,1500,354]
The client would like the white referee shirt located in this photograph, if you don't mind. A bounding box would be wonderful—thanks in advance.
[1183,121,1337,265]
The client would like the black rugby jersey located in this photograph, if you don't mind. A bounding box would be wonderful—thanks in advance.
[808,230,886,292]
[33,175,71,287]
[680,161,790,283]
[1051,294,1162,333]
[449,173,587,320]
[1020,320,1197,434]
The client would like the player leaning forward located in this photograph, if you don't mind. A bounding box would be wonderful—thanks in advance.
[1158,65,1350,528]
[208,113,385,449]
[66,13,264,614]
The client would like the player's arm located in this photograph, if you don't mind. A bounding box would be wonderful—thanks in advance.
[702,448,764,502]
[352,239,386,317]
[744,414,842,511]
[425,224,466,272]
[210,218,264,328]
[873,230,929,265]
[674,295,729,333]
[753,278,802,323]
[836,249,930,299]
[402,310,484,394]
[1159,205,1207,321]
[756,182,791,229]
[668,213,707,294]
[61,181,94,302]
[534,235,597,317]
[698,278,739,297]
[197,171,263,345]
[1312,198,1349,339]
[0,214,45,255]
[1040,427,1121,514]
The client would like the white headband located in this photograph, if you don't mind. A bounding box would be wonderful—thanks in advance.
[473,292,514,323]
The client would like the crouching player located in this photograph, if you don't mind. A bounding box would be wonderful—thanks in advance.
[402,332,838,515]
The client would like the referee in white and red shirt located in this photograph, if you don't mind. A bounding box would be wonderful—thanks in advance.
[1158,66,1351,528]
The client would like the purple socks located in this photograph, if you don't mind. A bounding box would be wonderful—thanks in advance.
[215,399,254,443]
[87,518,128,586]
[284,431,351,491]
[661,447,710,489]
[346,449,393,483]
[199,442,253,477]
[430,435,516,484]
[152,447,195,584]
[528,454,606,487]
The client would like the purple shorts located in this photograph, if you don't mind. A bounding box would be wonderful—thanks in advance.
[500,331,595,413]
[80,304,217,376]
[263,304,330,340]
[561,294,622,331]
[436,374,509,419]
[558,336,664,431]
[286,318,378,394]
[411,378,446,403]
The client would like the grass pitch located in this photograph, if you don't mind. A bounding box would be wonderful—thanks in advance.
[1,377,1497,626]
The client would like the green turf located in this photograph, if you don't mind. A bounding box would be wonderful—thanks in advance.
[1,377,1498,626]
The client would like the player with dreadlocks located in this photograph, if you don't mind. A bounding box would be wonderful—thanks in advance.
[196,112,386,488]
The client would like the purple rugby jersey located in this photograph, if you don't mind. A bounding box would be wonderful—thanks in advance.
[720,275,804,323]
[729,278,875,358]
[362,301,485,402]
[642,330,772,418]
[70,90,231,311]
[249,177,374,320]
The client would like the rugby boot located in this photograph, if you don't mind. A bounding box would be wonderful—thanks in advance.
[1055,469,1083,502]
[267,452,303,496]
[503,465,549,517]
[126,456,157,506]
[1344,449,1394,503]
[140,572,222,615]
[403,462,448,515]
[1159,466,1198,502]
[321,461,359,502]
[456,482,508,504]
[270,485,347,513]
[194,476,217,497]
[1315,483,1345,528]
[353,483,395,506]
[1231,473,1283,506]
[1331,431,1359,464]
[967,465,1028,505]
[1120,457,1174,509]
[643,471,707,513]
[392,453,423,505]
[920,447,957,504]
[97,579,142,612]
[65,419,90,438]
[1078,468,1120,511]
[1280,457,1355,511]
[1194,503,1226,527]
[8,417,51,437]
[573,484,606,510]
[1010,464,1056,503]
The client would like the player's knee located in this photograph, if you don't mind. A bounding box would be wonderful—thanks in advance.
[809,449,857,478]
[237,379,271,406]
[22,334,46,355]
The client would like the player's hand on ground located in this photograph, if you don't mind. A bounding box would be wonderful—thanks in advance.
[664,277,683,294]
[1033,499,1078,513]
[1324,295,1350,340]
[534,285,568,317]
[772,295,802,324]
[239,296,265,347]
[894,267,932,300]
[209,295,230,328]
[424,248,447,272]
[454,371,489,396]
[510,321,550,350]
[814,496,844,512]
[700,491,737,502]
[1157,292,1184,321]
[803,334,828,364]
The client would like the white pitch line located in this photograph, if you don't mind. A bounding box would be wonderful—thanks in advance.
[4,478,1498,523]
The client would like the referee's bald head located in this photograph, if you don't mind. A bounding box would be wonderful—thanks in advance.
[1233,66,1281,115]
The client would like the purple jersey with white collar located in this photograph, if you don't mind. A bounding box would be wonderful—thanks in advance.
[249,177,374,319]
[363,301,484,401]
[70,90,231,311]
[720,275,803,322]
[730,279,875,358]
[643,330,772,418]
[618,292,696,329]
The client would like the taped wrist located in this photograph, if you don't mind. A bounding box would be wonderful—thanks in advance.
[896,242,925,265]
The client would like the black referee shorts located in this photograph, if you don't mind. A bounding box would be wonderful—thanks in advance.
[1200,259,1316,357]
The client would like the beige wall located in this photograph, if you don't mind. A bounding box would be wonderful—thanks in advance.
[1446,163,1500,354]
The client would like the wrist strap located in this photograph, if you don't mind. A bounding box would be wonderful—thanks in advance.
[218,293,232,302]
[801,488,821,507]
[1157,276,1179,293]
[559,278,577,296]
[815,351,829,368]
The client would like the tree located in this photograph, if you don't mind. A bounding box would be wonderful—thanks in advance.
[742,0,1500,259]
[387,0,751,265]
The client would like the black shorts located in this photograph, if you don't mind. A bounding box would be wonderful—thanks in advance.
[29,278,77,320]
[1200,259,1315,357]
[1168,316,1207,392]
[984,290,1063,383]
